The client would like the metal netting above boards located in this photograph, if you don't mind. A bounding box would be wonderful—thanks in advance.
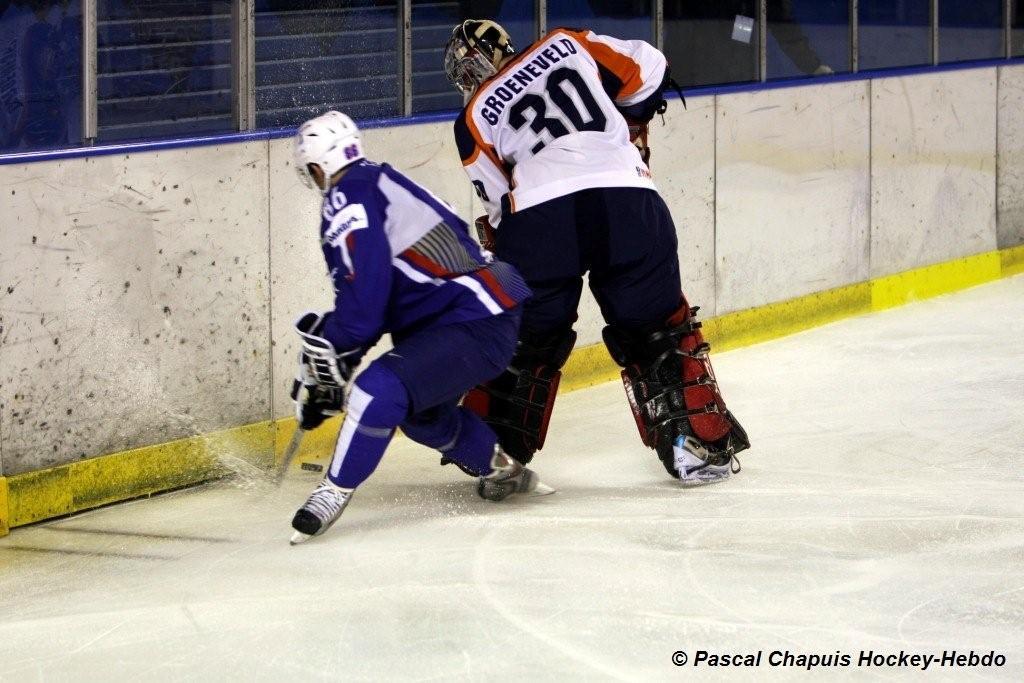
[1,0,1023,155]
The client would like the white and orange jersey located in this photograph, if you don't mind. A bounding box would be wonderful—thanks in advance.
[454,28,667,226]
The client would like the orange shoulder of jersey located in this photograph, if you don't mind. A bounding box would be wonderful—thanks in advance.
[456,104,510,179]
[551,29,645,99]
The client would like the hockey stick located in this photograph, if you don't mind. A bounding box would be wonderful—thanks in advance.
[274,427,306,485]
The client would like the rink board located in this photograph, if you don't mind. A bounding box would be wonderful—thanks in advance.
[3,64,1024,534]
[0,477,7,536]
[1,243,1021,533]
[0,142,274,476]
[715,82,871,314]
[999,66,1024,250]
[871,71,999,278]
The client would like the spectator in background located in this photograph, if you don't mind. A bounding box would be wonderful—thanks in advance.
[0,0,32,148]
[663,0,832,87]
[110,1,224,101]
[1,0,74,151]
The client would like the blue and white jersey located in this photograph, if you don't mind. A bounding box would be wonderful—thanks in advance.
[317,159,531,356]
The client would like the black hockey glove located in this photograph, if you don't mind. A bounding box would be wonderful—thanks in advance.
[619,68,685,166]
[474,215,497,252]
[291,375,346,430]
[291,310,359,430]
[627,119,652,165]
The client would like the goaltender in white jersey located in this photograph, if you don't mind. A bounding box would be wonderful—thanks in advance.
[454,27,667,226]
[446,19,750,485]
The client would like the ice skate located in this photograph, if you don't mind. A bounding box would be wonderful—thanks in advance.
[290,478,354,544]
[477,447,555,501]
[673,435,739,486]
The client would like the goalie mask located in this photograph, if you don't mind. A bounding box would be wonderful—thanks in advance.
[294,110,365,194]
[444,19,516,95]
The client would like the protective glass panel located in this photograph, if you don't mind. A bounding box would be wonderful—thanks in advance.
[858,0,931,70]
[412,1,537,114]
[255,1,399,128]
[96,1,232,142]
[767,0,849,80]
[548,0,653,42]
[1,0,82,153]
[664,1,760,87]
[1013,0,1024,57]
[939,0,1003,63]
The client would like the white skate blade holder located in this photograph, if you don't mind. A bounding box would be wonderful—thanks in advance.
[531,481,556,496]
[673,435,732,486]
[510,468,557,498]
[290,531,314,545]
[289,481,353,545]
[480,478,556,502]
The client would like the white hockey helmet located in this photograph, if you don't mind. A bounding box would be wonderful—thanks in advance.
[294,110,365,193]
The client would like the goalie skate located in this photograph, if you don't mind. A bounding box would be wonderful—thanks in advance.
[290,478,353,545]
[477,447,555,501]
[673,435,740,486]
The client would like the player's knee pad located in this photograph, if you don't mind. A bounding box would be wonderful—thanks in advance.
[462,326,577,464]
[603,299,749,475]
[351,363,411,430]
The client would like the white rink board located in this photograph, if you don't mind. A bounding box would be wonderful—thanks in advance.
[2,66,1021,474]
[1,277,1021,679]
[366,120,477,221]
[572,97,716,345]
[715,81,871,314]
[267,138,338,420]
[998,64,1024,249]
[0,143,273,476]
[650,96,716,316]
[871,69,998,277]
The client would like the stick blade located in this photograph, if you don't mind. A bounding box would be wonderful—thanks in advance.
[274,428,306,485]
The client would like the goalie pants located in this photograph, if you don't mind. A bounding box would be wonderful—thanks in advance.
[326,309,521,489]
[496,186,683,336]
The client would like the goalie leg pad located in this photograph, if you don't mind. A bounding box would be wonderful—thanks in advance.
[463,327,576,464]
[603,299,749,475]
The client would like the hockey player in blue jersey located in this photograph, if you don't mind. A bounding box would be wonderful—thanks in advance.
[289,111,552,544]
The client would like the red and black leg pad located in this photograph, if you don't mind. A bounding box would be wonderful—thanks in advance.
[602,298,750,476]
[462,327,577,464]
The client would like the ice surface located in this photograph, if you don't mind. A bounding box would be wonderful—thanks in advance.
[2,277,1023,681]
